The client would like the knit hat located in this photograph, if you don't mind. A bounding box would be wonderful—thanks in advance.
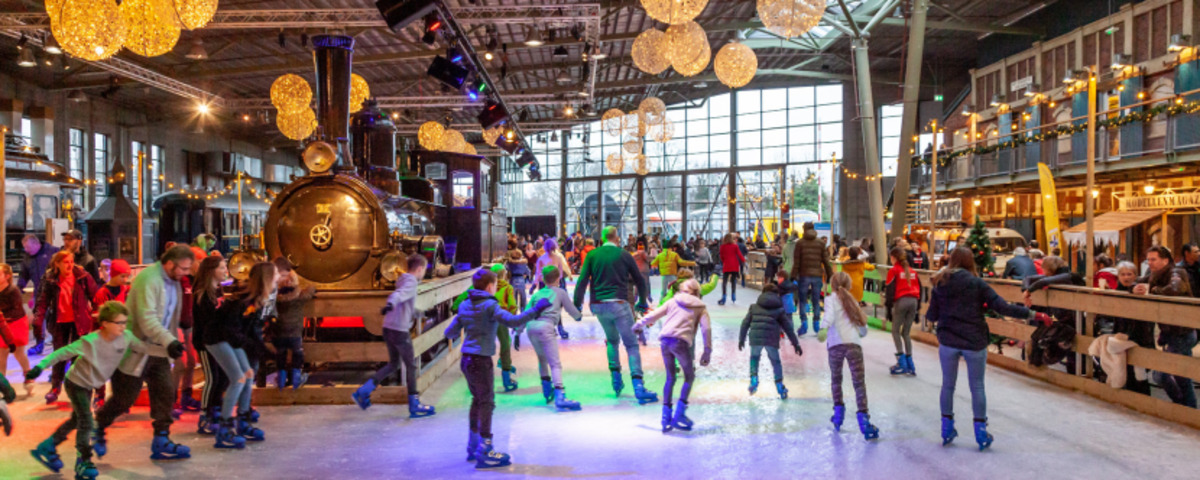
[191,246,207,262]
[109,259,132,276]
[489,264,506,274]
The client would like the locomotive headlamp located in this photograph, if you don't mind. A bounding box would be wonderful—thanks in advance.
[303,141,337,174]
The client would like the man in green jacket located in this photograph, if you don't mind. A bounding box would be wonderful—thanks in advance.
[573,226,656,404]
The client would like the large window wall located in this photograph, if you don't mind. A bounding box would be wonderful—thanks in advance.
[500,85,843,240]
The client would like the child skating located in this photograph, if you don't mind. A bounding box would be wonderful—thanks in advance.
[28,302,179,480]
[738,283,802,399]
[518,265,583,410]
[819,272,880,440]
[352,254,436,417]
[444,269,551,469]
[633,279,712,433]
[884,246,920,376]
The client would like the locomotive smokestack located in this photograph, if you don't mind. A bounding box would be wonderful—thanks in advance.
[312,35,355,168]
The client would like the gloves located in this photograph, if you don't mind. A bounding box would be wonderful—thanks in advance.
[699,349,712,367]
[634,301,649,315]
[25,365,43,382]
[738,343,744,352]
[0,376,15,404]
[533,298,552,312]
[380,303,394,316]
[1032,312,1054,327]
[167,341,186,359]
[817,329,828,343]
[794,344,803,357]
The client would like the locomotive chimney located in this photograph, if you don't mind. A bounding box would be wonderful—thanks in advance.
[312,34,355,169]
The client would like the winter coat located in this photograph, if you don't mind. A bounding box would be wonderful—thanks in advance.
[1138,267,1194,341]
[524,286,582,331]
[1002,255,1038,280]
[1175,260,1200,298]
[1094,267,1119,290]
[381,273,419,333]
[34,265,99,336]
[444,289,543,357]
[825,294,868,347]
[907,249,931,271]
[208,297,260,350]
[738,292,799,349]
[720,243,745,273]
[534,251,572,286]
[272,285,316,338]
[658,274,719,307]
[1024,267,1087,323]
[118,262,186,376]
[496,279,518,314]
[780,238,798,277]
[634,292,712,351]
[73,249,101,285]
[19,242,59,301]
[927,268,1032,351]
[791,228,833,280]
[1087,333,1140,389]
[632,250,651,274]
[93,284,130,308]
[573,244,649,306]
[839,260,875,301]
[194,294,222,350]
[694,247,713,266]
[507,249,530,277]
[651,249,696,276]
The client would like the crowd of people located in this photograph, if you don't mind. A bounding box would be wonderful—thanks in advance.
[1,223,1196,476]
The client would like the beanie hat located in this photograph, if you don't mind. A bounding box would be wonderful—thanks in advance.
[109,259,132,276]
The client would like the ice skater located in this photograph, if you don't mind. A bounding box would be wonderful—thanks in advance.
[573,226,657,404]
[192,256,229,437]
[444,269,551,469]
[633,279,711,432]
[28,301,180,480]
[738,283,802,399]
[452,265,520,393]
[518,265,583,410]
[819,272,879,440]
[352,255,436,417]
[884,246,921,376]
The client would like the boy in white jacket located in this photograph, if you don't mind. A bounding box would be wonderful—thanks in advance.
[633,279,712,433]
[518,266,583,410]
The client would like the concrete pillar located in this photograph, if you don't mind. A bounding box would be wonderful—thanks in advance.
[888,0,929,241]
[851,38,890,264]
[0,99,23,135]
[28,106,54,162]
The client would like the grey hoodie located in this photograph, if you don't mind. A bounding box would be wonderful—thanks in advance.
[382,273,420,332]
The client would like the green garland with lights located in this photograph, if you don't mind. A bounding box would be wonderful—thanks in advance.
[911,99,1200,167]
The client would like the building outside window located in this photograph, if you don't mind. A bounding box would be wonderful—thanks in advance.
[68,129,86,209]
[93,133,109,197]
[130,141,143,201]
[150,144,163,197]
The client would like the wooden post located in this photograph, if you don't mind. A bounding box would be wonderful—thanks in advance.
[0,125,6,259]
[137,151,144,264]
[237,170,244,246]
[1083,69,1098,376]
[929,122,939,235]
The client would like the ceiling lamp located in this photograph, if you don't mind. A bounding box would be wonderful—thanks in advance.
[647,118,675,142]
[623,136,643,154]
[666,21,710,77]
[552,45,569,59]
[625,111,648,137]
[49,0,127,61]
[602,108,625,138]
[270,74,312,114]
[642,0,709,25]
[17,48,36,67]
[185,37,208,60]
[606,152,625,174]
[68,90,88,102]
[173,0,219,30]
[418,121,446,150]
[714,41,757,88]
[120,0,182,58]
[639,97,666,124]
[441,129,466,153]
[757,0,824,38]
[523,26,544,47]
[276,108,317,141]
[632,29,671,75]
[43,33,62,55]
[464,143,478,156]
[349,73,370,113]
[556,69,573,85]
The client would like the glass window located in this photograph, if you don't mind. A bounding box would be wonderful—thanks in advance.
[68,129,85,207]
[643,175,682,238]
[879,104,903,176]
[709,93,731,118]
[687,173,729,240]
[130,141,142,201]
[20,117,31,141]
[451,171,474,208]
[150,145,163,197]
[94,133,109,197]
[737,90,760,113]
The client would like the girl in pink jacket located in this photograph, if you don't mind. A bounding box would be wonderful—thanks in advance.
[633,279,712,434]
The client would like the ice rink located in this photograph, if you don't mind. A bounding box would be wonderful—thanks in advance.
[2,282,1198,479]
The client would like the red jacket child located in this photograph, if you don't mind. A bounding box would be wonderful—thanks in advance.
[92,259,131,307]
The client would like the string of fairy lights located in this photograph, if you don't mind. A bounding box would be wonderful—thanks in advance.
[61,154,276,207]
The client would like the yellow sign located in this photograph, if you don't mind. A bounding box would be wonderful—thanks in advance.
[1037,163,1062,250]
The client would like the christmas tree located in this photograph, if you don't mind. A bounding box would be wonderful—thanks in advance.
[966,215,995,276]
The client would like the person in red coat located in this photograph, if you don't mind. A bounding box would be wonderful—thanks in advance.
[92,259,132,306]
[33,251,99,404]
[718,233,746,305]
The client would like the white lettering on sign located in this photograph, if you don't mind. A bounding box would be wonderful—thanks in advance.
[1118,192,1200,211]
[1010,76,1034,93]
[915,198,963,224]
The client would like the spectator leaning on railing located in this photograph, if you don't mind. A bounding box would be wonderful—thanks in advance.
[1109,261,1154,395]
[1134,245,1197,409]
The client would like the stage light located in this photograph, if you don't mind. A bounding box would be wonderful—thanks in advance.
[465,78,487,101]
[477,101,509,129]
[422,13,442,45]
[427,55,468,89]
[446,47,464,63]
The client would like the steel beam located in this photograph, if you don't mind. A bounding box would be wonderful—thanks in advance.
[887,0,930,240]
[225,94,565,110]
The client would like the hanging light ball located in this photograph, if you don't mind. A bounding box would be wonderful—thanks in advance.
[418,121,445,150]
[270,74,313,115]
[641,0,710,25]
[666,21,710,77]
[625,111,648,138]
[441,129,466,153]
[464,143,478,156]
[635,154,649,175]
[648,119,676,143]
[639,97,667,125]
[623,136,644,154]
[714,42,758,88]
[757,0,824,38]
[120,0,181,58]
[632,29,671,75]
[173,0,219,30]
[48,0,127,61]
[349,73,370,114]
[606,153,625,174]
[276,108,317,141]
[482,126,503,146]
[602,109,626,138]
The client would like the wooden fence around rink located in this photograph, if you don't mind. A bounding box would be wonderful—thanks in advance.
[852,267,1200,430]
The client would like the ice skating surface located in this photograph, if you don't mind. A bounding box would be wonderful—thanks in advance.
[3,282,1199,480]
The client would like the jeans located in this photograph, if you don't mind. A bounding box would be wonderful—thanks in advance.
[660,275,677,300]
[661,337,695,405]
[1161,330,1198,408]
[527,324,564,387]
[462,353,495,439]
[591,301,644,378]
[797,276,823,325]
[206,342,253,421]
[749,345,783,382]
[173,328,197,399]
[370,328,418,394]
[50,322,80,389]
[829,344,868,412]
[199,349,228,414]
[891,296,918,355]
[511,277,528,311]
[721,272,740,301]
[95,356,176,433]
[51,380,94,459]
[273,336,305,372]
[939,345,988,419]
